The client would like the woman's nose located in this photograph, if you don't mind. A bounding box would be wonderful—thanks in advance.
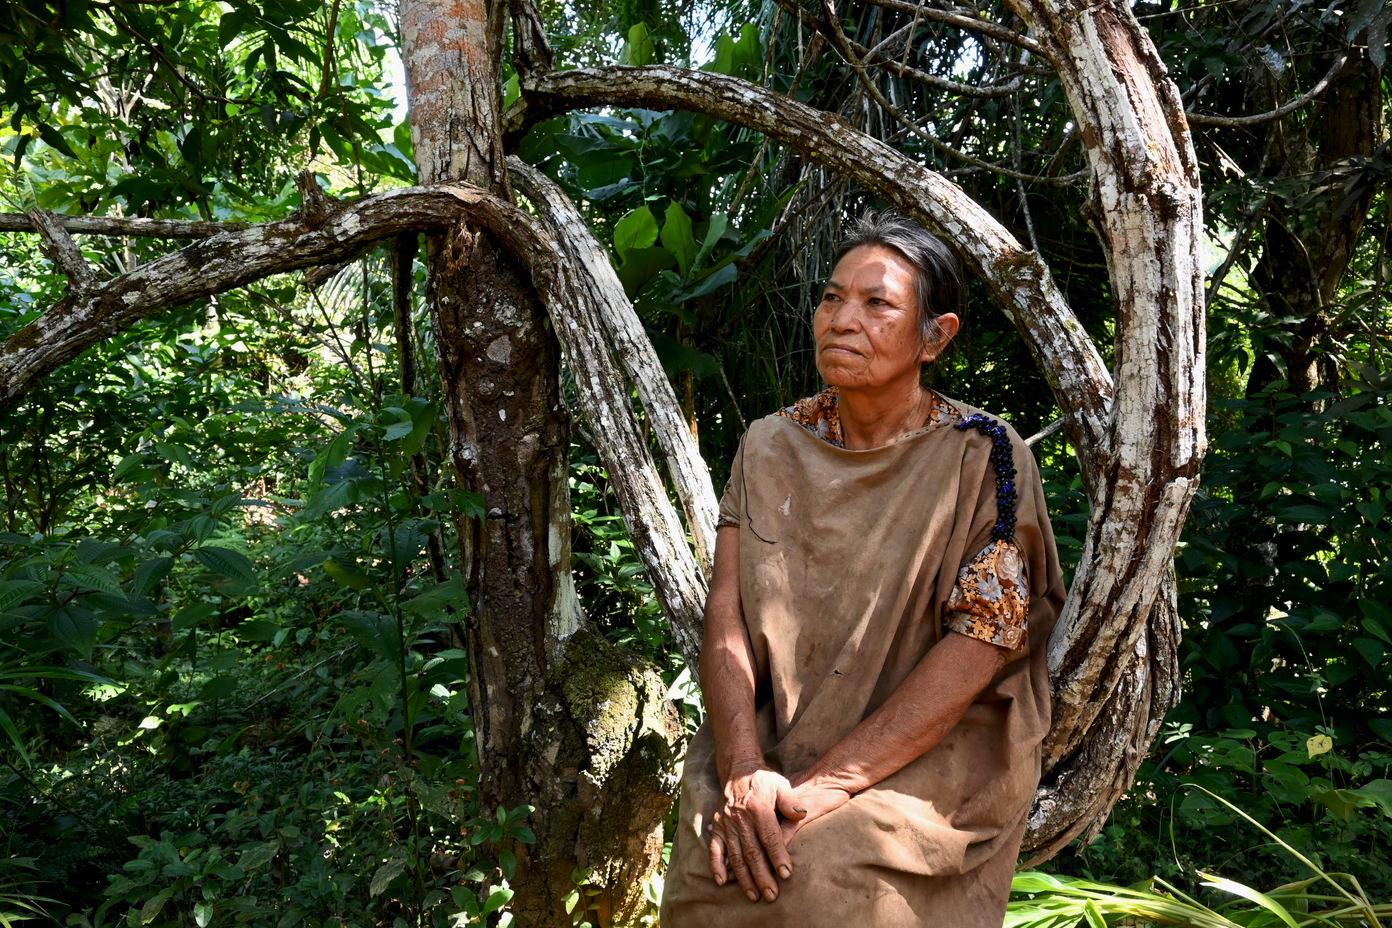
[829,302,862,331]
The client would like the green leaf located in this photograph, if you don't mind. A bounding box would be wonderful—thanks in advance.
[1353,636,1385,668]
[219,7,252,47]
[132,558,174,597]
[619,22,656,66]
[613,206,659,263]
[154,442,195,469]
[62,562,123,595]
[693,212,728,273]
[238,620,280,641]
[172,602,217,632]
[140,886,175,926]
[481,886,514,916]
[646,330,721,380]
[193,546,259,586]
[237,840,281,871]
[198,675,237,701]
[381,406,416,441]
[1199,872,1301,928]
[369,858,407,897]
[1349,779,1392,817]
[675,262,738,302]
[0,580,43,612]
[308,427,356,491]
[616,247,675,299]
[113,452,146,482]
[660,201,697,278]
[323,558,372,591]
[341,611,399,662]
[401,397,437,458]
[403,578,469,619]
[37,123,77,158]
[48,608,97,657]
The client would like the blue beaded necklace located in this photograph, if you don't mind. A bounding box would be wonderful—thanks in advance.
[952,413,1018,542]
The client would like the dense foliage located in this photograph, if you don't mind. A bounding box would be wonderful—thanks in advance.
[1,0,1390,925]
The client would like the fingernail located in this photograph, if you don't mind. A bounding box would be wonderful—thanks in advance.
[793,806,807,813]
[715,875,725,885]
[779,866,791,879]
[747,891,759,902]
[764,889,777,902]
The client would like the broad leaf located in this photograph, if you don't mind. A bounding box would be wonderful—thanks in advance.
[613,206,658,263]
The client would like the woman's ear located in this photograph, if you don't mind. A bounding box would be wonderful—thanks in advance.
[921,312,960,362]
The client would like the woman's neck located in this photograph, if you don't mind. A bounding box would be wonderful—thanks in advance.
[835,377,931,450]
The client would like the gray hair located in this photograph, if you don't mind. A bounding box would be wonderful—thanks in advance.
[832,211,962,350]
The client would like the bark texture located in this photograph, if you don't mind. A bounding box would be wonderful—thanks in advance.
[1010,0,1205,858]
[399,0,684,922]
[509,159,710,665]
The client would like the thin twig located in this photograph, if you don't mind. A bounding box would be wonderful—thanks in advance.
[1025,417,1065,446]
[1186,52,1349,128]
[820,0,1083,186]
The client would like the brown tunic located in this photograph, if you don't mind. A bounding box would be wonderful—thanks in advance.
[661,395,1065,928]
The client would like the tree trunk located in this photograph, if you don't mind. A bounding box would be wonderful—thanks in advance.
[400,0,682,922]
[1246,44,1384,397]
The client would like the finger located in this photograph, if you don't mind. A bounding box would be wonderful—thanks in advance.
[709,831,728,886]
[756,800,794,881]
[775,785,808,822]
[735,814,781,901]
[725,830,760,902]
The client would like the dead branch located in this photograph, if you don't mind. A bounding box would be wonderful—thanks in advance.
[0,214,247,238]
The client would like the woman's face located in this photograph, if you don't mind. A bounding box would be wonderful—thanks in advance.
[814,245,953,392]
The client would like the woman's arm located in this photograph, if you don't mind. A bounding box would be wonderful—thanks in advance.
[702,524,763,781]
[780,631,1009,841]
[701,525,801,902]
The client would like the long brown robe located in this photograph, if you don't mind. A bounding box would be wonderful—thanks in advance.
[661,397,1065,927]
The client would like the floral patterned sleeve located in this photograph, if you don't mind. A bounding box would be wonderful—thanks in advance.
[945,540,1029,650]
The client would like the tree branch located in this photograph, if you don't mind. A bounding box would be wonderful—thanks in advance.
[0,214,249,238]
[510,158,719,581]
[859,0,1051,61]
[26,208,97,294]
[0,185,532,411]
[1185,52,1349,128]
[509,160,710,664]
[508,65,1114,455]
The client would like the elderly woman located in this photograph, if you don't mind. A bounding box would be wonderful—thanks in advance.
[660,212,1065,927]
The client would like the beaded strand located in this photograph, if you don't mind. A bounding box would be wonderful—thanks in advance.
[953,413,1018,542]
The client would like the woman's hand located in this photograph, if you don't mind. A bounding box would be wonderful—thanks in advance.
[778,772,852,846]
[709,764,804,902]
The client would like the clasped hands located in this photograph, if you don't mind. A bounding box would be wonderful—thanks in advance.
[708,762,851,902]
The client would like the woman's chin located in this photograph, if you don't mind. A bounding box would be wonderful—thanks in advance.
[817,364,872,389]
